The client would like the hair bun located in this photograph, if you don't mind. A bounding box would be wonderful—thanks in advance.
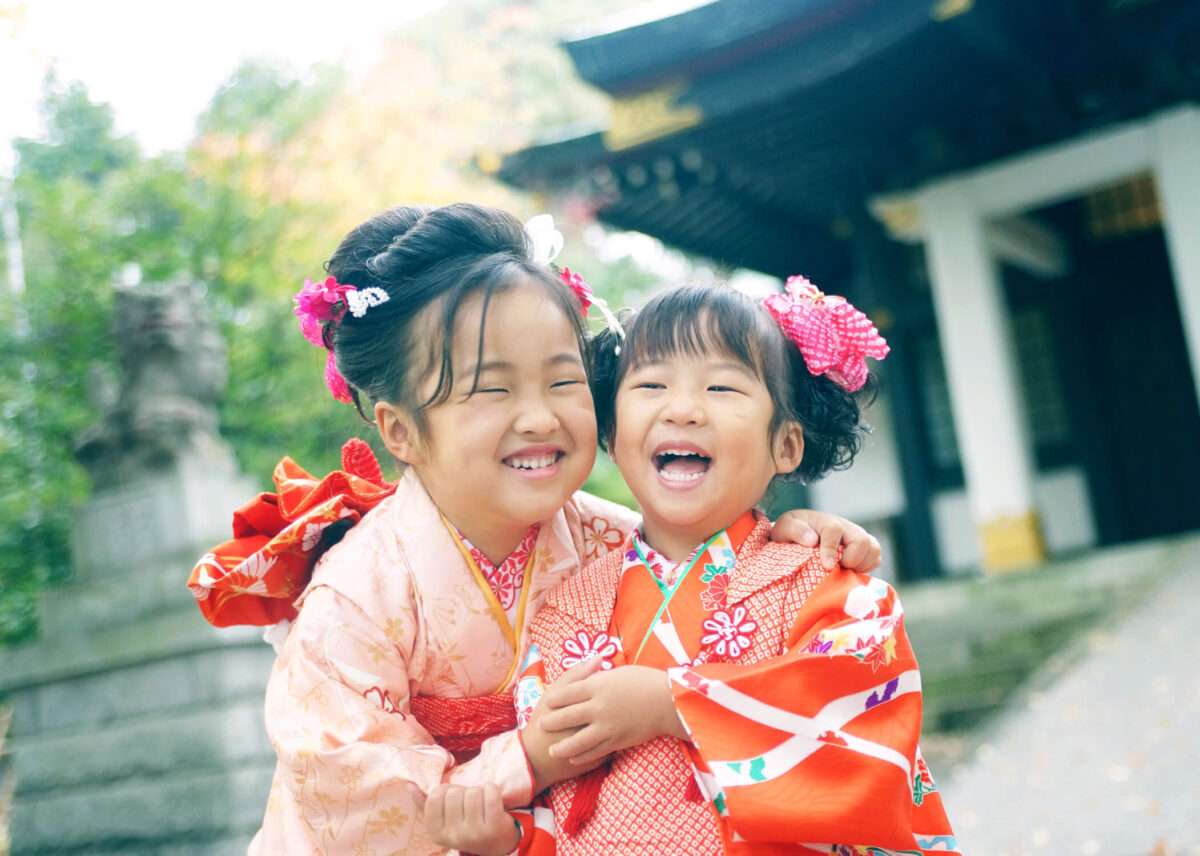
[362,203,527,285]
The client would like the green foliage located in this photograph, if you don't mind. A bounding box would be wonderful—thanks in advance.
[0,72,353,644]
[0,1,667,643]
[0,79,132,644]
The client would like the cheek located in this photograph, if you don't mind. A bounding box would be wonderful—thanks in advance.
[439,403,505,456]
[554,391,597,444]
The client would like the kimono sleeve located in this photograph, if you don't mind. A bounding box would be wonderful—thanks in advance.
[668,572,957,854]
[509,644,557,855]
[571,490,641,562]
[513,795,556,856]
[262,584,533,851]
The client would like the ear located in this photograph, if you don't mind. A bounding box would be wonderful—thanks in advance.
[771,420,805,476]
[375,400,423,465]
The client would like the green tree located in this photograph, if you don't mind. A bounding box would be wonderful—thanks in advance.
[2,2,676,643]
[0,72,346,643]
[1,79,134,642]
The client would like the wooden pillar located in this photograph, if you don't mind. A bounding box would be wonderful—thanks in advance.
[916,181,1045,572]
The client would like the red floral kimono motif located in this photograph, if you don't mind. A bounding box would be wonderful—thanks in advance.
[513,511,957,855]
[453,522,541,613]
[186,439,396,627]
[183,439,642,854]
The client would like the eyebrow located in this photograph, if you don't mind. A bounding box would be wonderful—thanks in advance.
[710,360,758,376]
[461,359,513,377]
[628,357,756,375]
[461,353,583,377]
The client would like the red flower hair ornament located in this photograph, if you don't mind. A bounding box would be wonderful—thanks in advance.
[293,275,390,403]
[294,214,625,403]
[761,275,889,392]
[524,214,625,351]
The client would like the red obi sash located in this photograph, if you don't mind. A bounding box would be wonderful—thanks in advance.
[410,693,519,764]
[186,439,396,627]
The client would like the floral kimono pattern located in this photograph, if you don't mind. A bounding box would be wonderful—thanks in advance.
[188,445,639,855]
[512,511,956,855]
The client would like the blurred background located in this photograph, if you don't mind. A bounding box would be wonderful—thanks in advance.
[1,1,1198,854]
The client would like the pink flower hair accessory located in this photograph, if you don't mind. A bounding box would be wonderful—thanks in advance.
[761,275,889,392]
[293,275,390,403]
[523,214,625,351]
[559,266,593,314]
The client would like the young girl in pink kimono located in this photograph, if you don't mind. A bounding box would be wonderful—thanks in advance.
[188,203,879,854]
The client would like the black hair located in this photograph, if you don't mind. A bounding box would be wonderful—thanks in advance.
[322,203,587,424]
[589,285,874,484]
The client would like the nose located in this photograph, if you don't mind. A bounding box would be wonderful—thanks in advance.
[661,388,706,426]
[514,392,562,436]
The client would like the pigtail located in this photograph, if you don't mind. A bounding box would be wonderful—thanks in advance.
[785,344,875,483]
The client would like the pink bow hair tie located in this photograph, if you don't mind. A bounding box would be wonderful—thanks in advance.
[761,275,889,392]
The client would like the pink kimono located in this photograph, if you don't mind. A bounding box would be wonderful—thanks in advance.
[249,467,637,853]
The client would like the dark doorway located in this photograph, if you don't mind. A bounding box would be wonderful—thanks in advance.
[1065,228,1200,543]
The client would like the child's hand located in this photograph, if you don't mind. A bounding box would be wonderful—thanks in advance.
[771,508,881,572]
[521,658,610,787]
[412,782,520,856]
[539,664,685,765]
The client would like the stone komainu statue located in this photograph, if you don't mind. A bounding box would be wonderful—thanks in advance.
[75,281,232,486]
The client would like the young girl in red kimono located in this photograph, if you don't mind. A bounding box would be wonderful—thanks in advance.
[423,280,956,854]
[186,205,879,854]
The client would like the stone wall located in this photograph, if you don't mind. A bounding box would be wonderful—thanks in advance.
[0,282,274,854]
[1,518,274,854]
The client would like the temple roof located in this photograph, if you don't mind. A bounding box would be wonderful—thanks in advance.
[498,0,1200,279]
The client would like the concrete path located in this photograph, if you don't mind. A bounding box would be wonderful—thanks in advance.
[938,552,1200,855]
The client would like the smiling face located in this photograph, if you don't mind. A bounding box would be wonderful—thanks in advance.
[376,277,597,562]
[611,319,803,560]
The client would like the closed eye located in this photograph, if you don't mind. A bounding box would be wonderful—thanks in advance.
[633,382,665,390]
[707,385,742,393]
[551,379,583,389]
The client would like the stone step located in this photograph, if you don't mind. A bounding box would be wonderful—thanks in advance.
[5,633,274,739]
[9,762,271,855]
[38,550,223,642]
[10,698,272,798]
[920,605,1110,728]
[144,834,259,856]
[901,535,1200,735]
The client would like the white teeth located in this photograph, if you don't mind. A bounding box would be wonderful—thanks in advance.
[660,469,705,482]
[507,453,557,470]
[659,448,706,458]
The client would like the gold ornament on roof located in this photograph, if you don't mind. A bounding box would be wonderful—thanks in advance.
[604,80,703,152]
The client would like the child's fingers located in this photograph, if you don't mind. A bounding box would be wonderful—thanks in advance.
[548,725,606,761]
[841,530,881,572]
[463,786,485,827]
[771,511,820,546]
[565,743,613,767]
[481,783,507,831]
[818,521,845,569]
[542,680,592,711]
[423,784,448,833]
[540,700,593,732]
[569,740,611,765]
[555,656,604,686]
[441,785,465,830]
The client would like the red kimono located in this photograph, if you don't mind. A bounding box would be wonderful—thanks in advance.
[512,511,957,855]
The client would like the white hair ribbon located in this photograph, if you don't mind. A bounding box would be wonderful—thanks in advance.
[524,214,564,265]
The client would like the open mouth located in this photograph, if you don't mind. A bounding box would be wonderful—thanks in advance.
[653,446,712,483]
[503,450,566,473]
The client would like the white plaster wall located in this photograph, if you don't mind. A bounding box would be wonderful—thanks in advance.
[932,467,1098,574]
[808,391,905,581]
[808,390,906,520]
